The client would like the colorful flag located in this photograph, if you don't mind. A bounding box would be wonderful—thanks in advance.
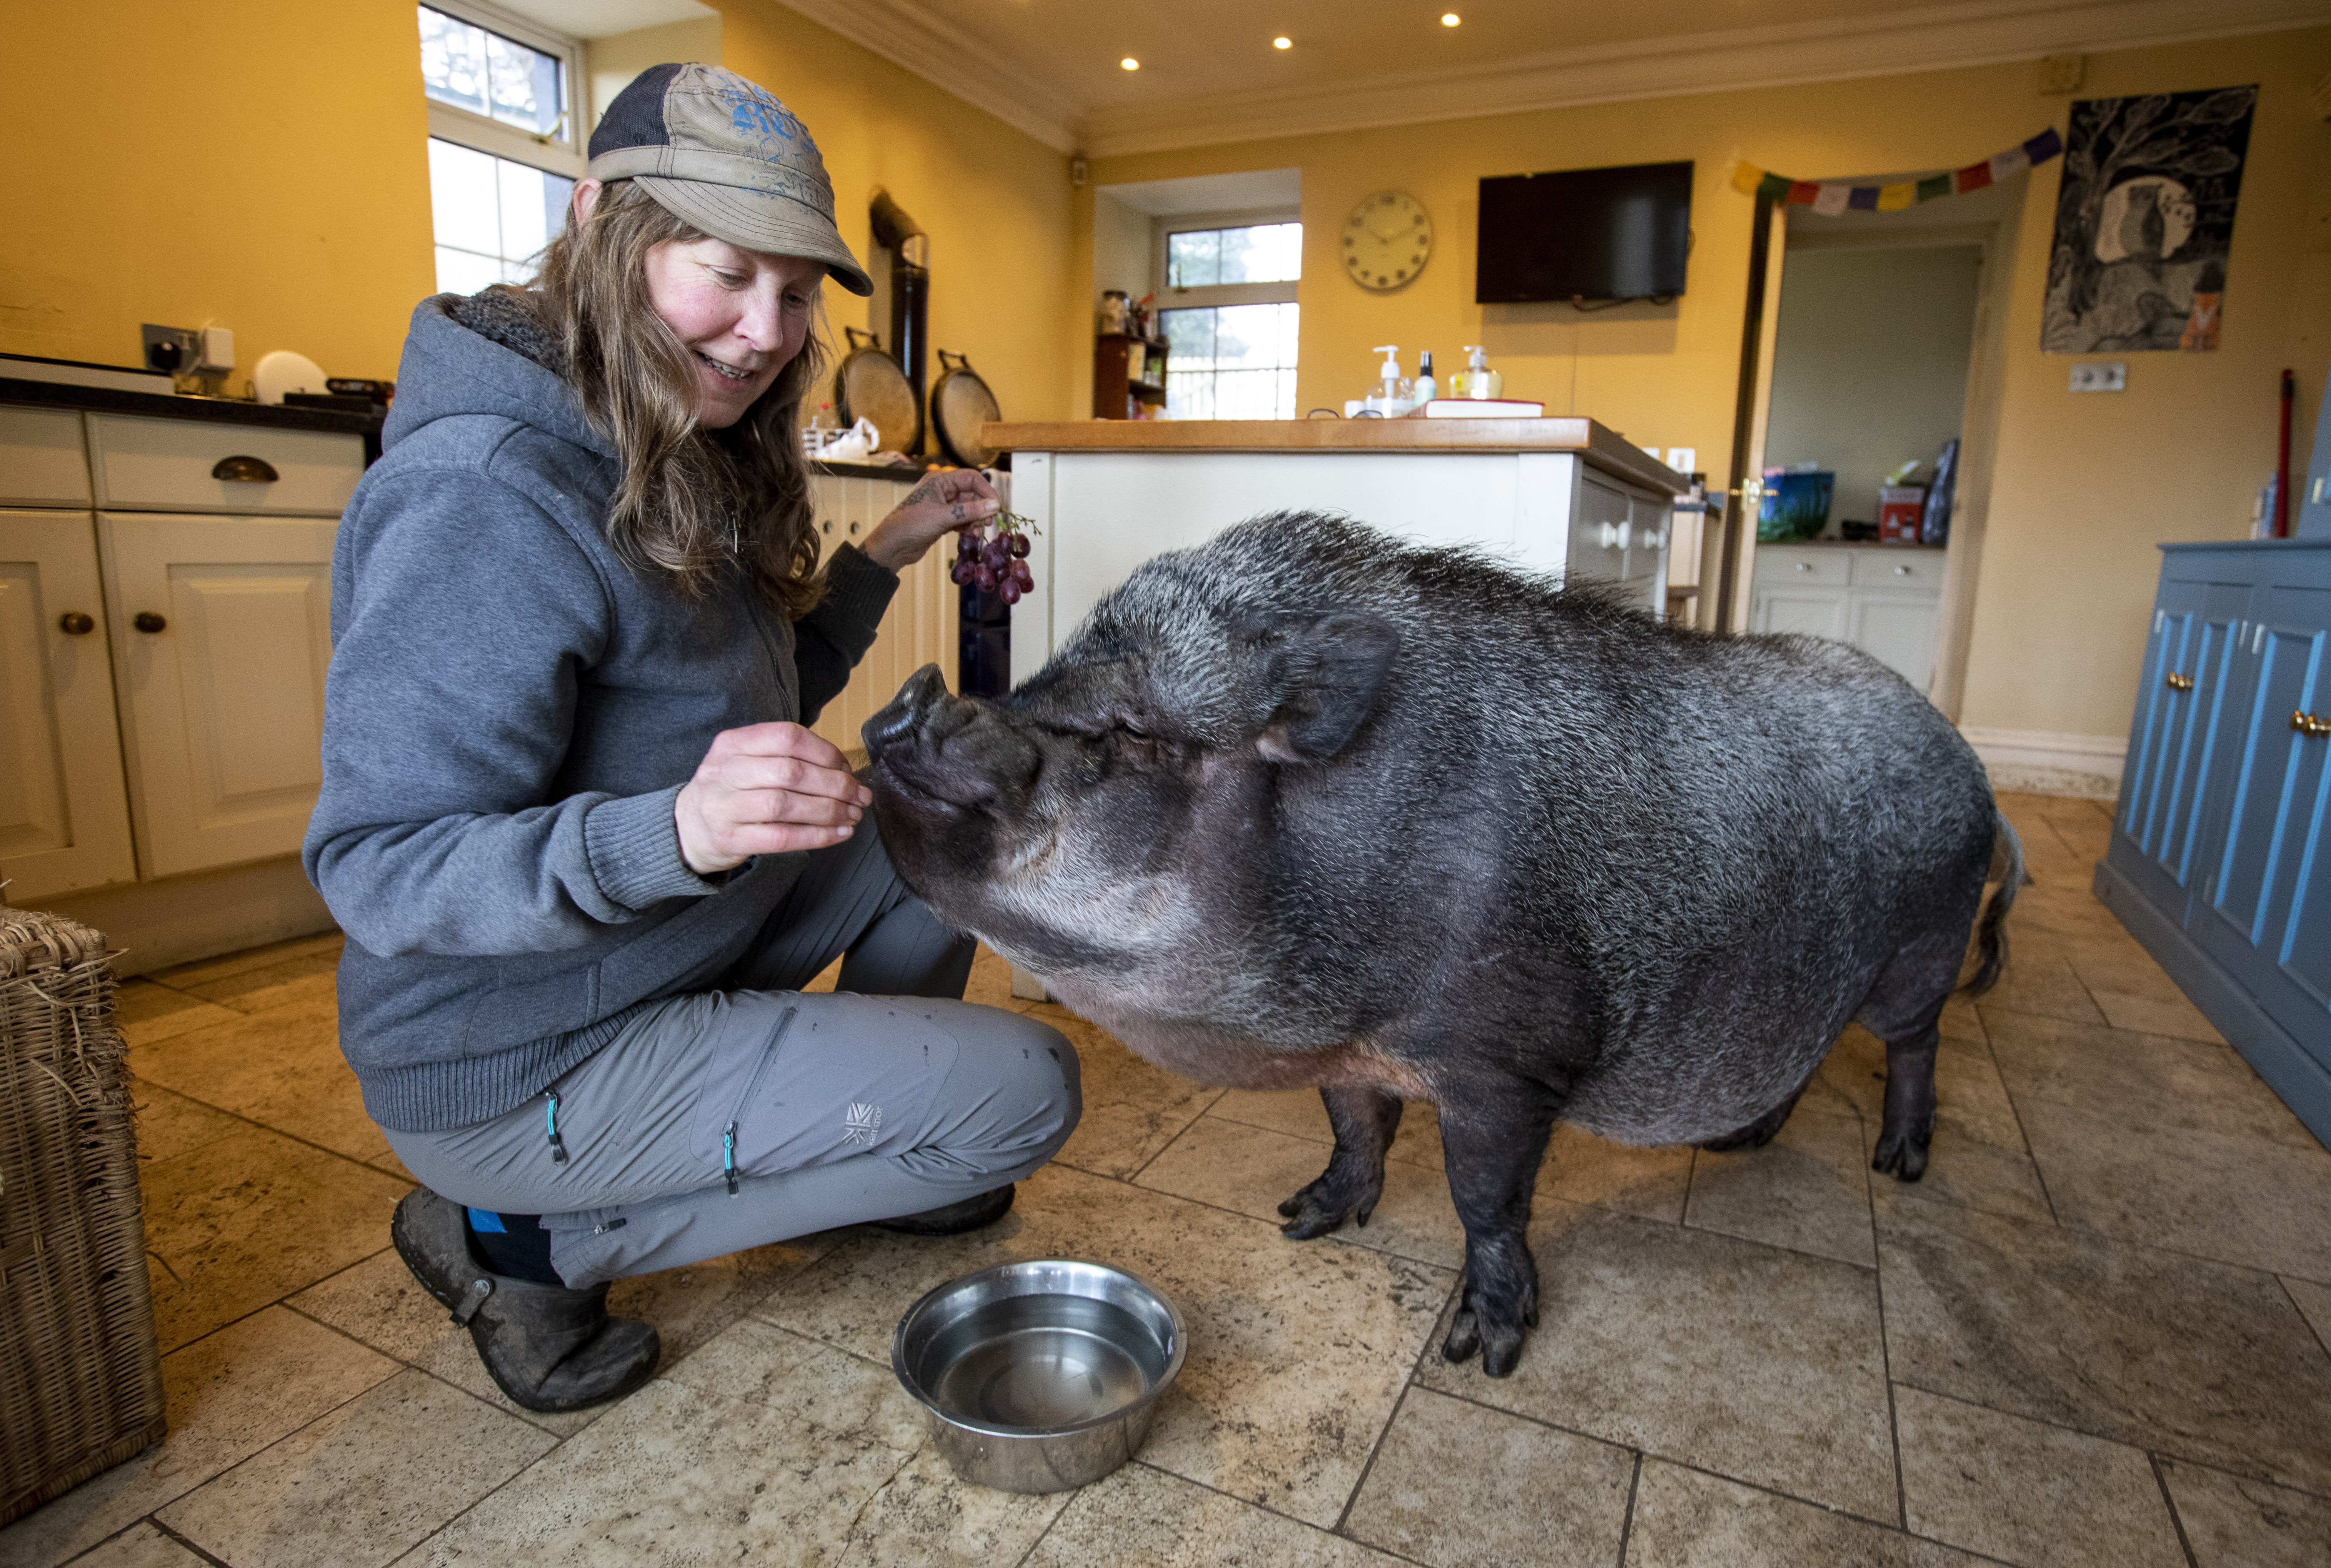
[1731,125,2066,216]
[1954,160,1993,193]
[1756,171,1793,201]
[1813,183,1852,216]
[1878,182,1915,211]
[1915,174,1952,203]
[1989,146,2030,183]
[1786,181,1819,205]
[1731,161,1766,195]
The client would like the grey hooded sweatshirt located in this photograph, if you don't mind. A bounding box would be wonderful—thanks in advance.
[304,294,898,1133]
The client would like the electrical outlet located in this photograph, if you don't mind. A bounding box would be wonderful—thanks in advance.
[2038,54,2084,94]
[2069,361,2126,393]
[141,323,199,376]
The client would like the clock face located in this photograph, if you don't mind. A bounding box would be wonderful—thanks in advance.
[1342,190,1432,292]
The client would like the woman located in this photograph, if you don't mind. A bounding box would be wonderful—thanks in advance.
[303,64,1079,1413]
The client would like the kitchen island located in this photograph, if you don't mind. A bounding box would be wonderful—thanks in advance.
[981,418,1686,688]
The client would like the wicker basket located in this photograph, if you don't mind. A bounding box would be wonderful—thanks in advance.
[0,911,165,1528]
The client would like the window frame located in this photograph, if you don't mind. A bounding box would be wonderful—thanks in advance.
[419,0,586,180]
[1152,207,1303,309]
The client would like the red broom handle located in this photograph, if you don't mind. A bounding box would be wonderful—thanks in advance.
[2278,368,2294,538]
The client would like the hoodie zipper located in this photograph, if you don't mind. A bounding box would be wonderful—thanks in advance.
[721,1006,796,1197]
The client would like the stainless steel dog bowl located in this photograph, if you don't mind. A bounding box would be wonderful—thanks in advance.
[891,1258,1186,1494]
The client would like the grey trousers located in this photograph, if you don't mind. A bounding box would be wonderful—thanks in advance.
[383,826,1081,1288]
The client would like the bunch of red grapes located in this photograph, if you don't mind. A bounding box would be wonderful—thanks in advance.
[951,511,1036,604]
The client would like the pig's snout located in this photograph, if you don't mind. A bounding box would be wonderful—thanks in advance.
[863,664,1037,810]
[863,664,958,757]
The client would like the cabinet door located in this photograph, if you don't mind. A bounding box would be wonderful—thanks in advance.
[1752,584,1849,640]
[2193,586,2331,1049]
[100,512,335,878]
[1568,479,1630,584]
[0,510,135,900]
[1847,591,1939,689]
[2114,579,2253,916]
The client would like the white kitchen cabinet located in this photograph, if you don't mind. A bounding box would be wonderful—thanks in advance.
[99,512,337,878]
[804,468,959,761]
[1751,543,1942,690]
[0,509,137,900]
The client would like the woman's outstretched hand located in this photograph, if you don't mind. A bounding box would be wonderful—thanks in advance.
[675,722,872,876]
[860,468,1000,572]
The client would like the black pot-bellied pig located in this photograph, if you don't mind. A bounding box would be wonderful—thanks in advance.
[863,511,2021,1377]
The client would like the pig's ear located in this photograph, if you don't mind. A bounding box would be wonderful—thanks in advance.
[1257,611,1400,763]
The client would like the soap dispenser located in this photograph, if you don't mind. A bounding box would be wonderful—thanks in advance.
[1460,345,1502,400]
[1412,350,1438,407]
[1363,345,1413,417]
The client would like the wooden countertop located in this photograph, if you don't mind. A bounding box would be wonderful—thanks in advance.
[982,418,1687,495]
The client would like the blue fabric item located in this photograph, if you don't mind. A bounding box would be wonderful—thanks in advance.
[303,294,901,1135]
[467,1206,506,1234]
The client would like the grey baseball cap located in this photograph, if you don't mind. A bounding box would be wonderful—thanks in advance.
[587,63,872,296]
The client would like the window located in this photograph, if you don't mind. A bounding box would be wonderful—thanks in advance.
[1156,213,1301,420]
[416,3,581,295]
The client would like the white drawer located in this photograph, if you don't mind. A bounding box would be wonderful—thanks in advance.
[0,406,91,507]
[1850,548,1943,590]
[88,414,363,517]
[1756,546,1849,585]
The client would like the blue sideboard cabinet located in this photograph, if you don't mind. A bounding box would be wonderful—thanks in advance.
[2094,539,2331,1145]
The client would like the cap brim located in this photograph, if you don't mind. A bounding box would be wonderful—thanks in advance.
[635,175,874,296]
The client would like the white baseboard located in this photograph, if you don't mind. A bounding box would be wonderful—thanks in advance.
[1959,726,2125,801]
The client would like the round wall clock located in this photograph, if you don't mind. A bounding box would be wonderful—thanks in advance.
[1342,190,1433,292]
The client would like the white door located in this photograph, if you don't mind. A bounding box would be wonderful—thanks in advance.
[100,513,336,878]
[1849,591,1941,689]
[0,509,136,901]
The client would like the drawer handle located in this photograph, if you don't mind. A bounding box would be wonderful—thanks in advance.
[211,454,279,483]
[58,612,95,636]
[1893,564,1913,576]
[2294,710,2331,739]
[133,612,167,634]
[1794,561,1813,571]
[2165,672,2194,693]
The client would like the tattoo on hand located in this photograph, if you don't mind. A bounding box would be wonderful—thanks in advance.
[951,503,966,522]
[904,478,944,507]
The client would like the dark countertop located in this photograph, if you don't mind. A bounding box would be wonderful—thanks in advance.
[813,458,930,482]
[1761,538,1945,550]
[0,375,386,438]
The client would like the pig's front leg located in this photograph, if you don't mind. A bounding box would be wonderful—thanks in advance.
[1276,1085,1404,1238]
[1438,1087,1560,1378]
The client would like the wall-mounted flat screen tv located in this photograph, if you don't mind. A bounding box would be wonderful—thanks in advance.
[1476,161,1693,304]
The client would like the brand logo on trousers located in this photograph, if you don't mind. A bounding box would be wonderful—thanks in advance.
[843,1102,883,1145]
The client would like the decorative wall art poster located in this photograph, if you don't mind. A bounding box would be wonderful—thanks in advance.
[2042,86,2257,353]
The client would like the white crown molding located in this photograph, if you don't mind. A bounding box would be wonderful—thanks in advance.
[766,0,1081,153]
[1080,0,2331,158]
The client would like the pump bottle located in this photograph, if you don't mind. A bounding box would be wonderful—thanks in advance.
[1458,345,1502,400]
[1412,350,1438,406]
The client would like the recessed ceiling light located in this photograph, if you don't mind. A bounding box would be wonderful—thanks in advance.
[1441,12,1460,24]
[1121,56,1140,70]
[1273,36,1291,48]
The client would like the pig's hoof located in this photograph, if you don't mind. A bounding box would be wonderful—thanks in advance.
[1275,1169,1380,1240]
[1440,1308,1527,1377]
[1871,1125,1931,1182]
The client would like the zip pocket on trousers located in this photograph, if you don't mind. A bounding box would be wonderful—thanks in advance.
[720,1005,796,1198]
[544,1088,569,1164]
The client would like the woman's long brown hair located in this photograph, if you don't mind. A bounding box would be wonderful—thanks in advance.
[525,178,827,616]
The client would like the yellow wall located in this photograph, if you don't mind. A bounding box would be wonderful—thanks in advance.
[2,0,435,381]
[587,16,724,130]
[1081,27,2331,744]
[0,0,1073,433]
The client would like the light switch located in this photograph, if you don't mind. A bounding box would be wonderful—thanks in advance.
[195,326,235,375]
[2069,362,2126,392]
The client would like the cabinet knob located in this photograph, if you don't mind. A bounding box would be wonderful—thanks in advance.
[2293,710,2331,739]
[211,454,279,483]
[1893,564,1912,576]
[2165,671,2194,693]
[1794,561,1813,571]
[133,611,167,634]
[849,521,860,535]
[58,611,95,635]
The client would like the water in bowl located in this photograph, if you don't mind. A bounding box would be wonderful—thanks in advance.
[921,1294,1168,1430]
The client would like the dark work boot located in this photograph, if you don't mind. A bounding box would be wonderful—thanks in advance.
[391,1187,660,1412]
[875,1182,1016,1235]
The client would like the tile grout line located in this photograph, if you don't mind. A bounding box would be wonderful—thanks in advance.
[1329,1381,1410,1537]
[148,1516,235,1567]
[1119,1459,1436,1568]
[1973,1005,2062,1227]
[2279,1274,2331,1361]
[2149,1453,2202,1568]
[1866,1118,1909,1533]
[1613,1450,1642,1568]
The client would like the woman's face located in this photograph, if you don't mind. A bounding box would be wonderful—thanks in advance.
[641,235,824,429]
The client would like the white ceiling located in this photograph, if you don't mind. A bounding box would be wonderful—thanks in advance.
[774,0,2331,157]
[1100,168,1302,216]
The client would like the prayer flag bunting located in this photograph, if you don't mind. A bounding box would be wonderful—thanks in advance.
[1730,125,2063,215]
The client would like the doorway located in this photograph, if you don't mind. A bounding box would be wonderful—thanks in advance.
[1731,173,2021,719]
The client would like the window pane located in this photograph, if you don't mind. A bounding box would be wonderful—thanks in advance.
[485,28,562,135]
[428,138,499,256]
[497,160,571,268]
[1163,308,1216,368]
[435,245,505,296]
[418,7,488,115]
[1217,223,1301,284]
[1210,303,1288,370]
[1166,230,1219,290]
[1161,303,1298,420]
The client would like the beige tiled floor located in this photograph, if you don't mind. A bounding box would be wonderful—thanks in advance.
[9,792,2331,1566]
